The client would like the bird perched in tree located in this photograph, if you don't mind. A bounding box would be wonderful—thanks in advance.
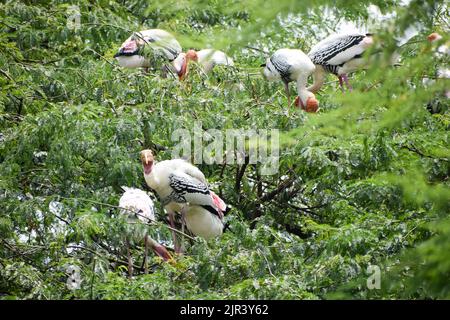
[425,32,449,113]
[114,29,182,75]
[427,32,449,68]
[118,187,171,277]
[175,49,234,79]
[140,150,226,253]
[262,48,319,112]
[308,33,374,92]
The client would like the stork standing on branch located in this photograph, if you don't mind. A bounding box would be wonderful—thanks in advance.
[262,48,319,112]
[308,33,374,92]
[140,150,226,253]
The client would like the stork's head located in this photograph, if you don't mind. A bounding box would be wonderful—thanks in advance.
[186,49,198,62]
[428,32,442,43]
[261,59,277,81]
[295,92,319,113]
[140,149,154,175]
[173,50,198,80]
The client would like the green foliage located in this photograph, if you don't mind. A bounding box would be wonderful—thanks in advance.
[0,0,449,299]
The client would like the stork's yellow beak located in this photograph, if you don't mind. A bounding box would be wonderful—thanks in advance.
[140,149,154,165]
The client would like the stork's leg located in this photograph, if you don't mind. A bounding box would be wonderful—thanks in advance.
[342,74,353,92]
[179,206,188,254]
[283,81,291,107]
[144,233,149,274]
[168,211,180,254]
[126,238,133,278]
[338,75,345,92]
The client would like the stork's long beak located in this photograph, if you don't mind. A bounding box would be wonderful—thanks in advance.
[145,236,172,262]
[140,149,154,174]
[178,59,188,80]
[306,97,319,113]
[151,243,172,261]
[295,96,319,113]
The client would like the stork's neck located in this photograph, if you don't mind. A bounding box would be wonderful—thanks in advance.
[178,58,188,79]
[307,65,326,93]
[172,53,186,78]
[296,72,311,106]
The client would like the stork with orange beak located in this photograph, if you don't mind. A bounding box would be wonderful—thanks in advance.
[262,48,319,112]
[173,49,234,80]
[140,150,226,253]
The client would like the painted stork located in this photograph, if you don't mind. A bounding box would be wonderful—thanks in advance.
[308,33,374,92]
[262,48,319,112]
[427,32,449,62]
[425,32,450,113]
[119,187,171,277]
[171,48,234,80]
[140,150,226,253]
[114,29,182,76]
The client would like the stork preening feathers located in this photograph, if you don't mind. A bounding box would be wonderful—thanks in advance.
[140,150,226,253]
[262,49,319,112]
[308,33,374,92]
[118,187,171,277]
[172,48,234,80]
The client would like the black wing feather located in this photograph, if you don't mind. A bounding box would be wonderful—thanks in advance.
[310,35,365,65]
[270,56,292,82]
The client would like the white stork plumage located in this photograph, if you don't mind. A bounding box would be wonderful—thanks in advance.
[140,150,226,252]
[114,29,182,75]
[308,33,374,92]
[183,205,224,240]
[119,187,171,276]
[262,48,319,112]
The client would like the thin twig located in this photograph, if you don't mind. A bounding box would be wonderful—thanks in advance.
[257,248,275,278]
[0,69,14,82]
[245,45,270,55]
[401,144,449,162]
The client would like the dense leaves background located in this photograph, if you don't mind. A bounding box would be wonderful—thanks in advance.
[0,0,449,299]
